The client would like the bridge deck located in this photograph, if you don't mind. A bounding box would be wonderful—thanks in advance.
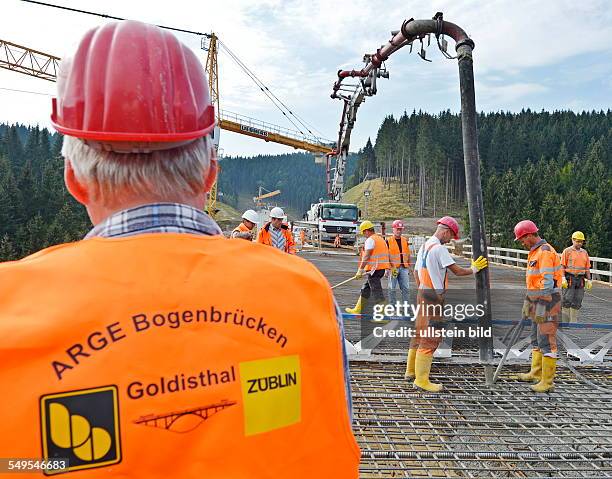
[301,250,612,478]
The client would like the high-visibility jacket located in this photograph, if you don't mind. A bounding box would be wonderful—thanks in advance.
[362,234,390,271]
[257,222,296,254]
[561,246,590,276]
[386,236,410,268]
[0,235,359,478]
[526,240,563,302]
[418,242,449,293]
[231,222,253,240]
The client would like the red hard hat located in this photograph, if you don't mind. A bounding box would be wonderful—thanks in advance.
[437,216,459,239]
[51,21,215,153]
[392,220,404,229]
[514,220,539,240]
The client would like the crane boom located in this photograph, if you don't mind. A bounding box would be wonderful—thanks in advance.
[0,39,59,81]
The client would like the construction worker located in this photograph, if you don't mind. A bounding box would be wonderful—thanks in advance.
[386,219,411,306]
[257,206,296,254]
[514,220,563,393]
[345,221,389,316]
[334,234,342,248]
[405,216,488,392]
[560,231,592,323]
[0,21,359,477]
[231,209,259,240]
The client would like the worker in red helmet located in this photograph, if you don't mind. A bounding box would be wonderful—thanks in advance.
[406,216,488,392]
[0,21,359,477]
[386,220,412,306]
[513,220,563,393]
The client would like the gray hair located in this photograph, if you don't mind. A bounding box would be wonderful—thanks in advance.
[62,136,213,206]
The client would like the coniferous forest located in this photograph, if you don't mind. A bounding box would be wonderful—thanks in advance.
[1,108,610,261]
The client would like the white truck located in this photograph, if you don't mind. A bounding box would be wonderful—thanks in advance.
[306,202,359,245]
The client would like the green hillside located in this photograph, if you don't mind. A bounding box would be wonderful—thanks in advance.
[343,178,413,221]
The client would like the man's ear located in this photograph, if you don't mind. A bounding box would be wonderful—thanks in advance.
[204,155,218,193]
[64,158,89,206]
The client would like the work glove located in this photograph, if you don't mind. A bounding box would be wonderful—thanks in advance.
[522,299,531,319]
[470,256,488,274]
[585,279,592,290]
[533,301,547,324]
[354,269,365,279]
[391,268,399,278]
[561,278,568,289]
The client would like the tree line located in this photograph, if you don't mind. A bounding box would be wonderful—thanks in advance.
[348,109,611,257]
[0,124,90,262]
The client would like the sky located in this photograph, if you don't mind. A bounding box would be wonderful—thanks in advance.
[1,0,611,157]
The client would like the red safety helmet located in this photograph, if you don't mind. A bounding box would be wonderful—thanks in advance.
[51,21,215,153]
[437,216,459,239]
[514,220,539,240]
[392,220,405,229]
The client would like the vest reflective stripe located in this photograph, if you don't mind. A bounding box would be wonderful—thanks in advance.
[526,241,563,299]
[561,247,590,275]
[363,234,390,271]
[387,236,410,268]
[257,223,296,254]
[418,242,448,292]
[231,222,251,238]
[0,235,359,477]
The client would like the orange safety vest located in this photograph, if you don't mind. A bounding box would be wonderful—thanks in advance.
[526,240,563,301]
[418,242,449,293]
[257,222,296,254]
[386,236,410,268]
[0,235,359,478]
[362,234,390,271]
[231,222,253,239]
[561,246,590,276]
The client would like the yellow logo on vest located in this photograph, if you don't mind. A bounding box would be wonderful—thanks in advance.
[239,355,301,436]
[40,386,121,474]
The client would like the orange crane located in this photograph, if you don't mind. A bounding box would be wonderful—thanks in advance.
[0,35,333,217]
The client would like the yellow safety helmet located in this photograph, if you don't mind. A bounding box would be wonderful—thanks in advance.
[572,231,585,241]
[359,220,375,234]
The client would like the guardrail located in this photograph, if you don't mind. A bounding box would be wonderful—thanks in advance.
[441,241,612,284]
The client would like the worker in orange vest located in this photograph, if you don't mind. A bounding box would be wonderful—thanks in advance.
[406,216,488,392]
[514,220,563,393]
[257,207,296,254]
[386,219,411,306]
[0,21,359,478]
[231,209,259,240]
[560,231,592,323]
[345,221,389,317]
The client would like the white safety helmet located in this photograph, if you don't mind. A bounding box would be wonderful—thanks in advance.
[242,209,259,224]
[270,207,285,219]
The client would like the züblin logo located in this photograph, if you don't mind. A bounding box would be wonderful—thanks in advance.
[40,386,121,475]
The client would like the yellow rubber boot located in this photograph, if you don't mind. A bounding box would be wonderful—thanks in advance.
[561,307,570,323]
[345,296,362,314]
[569,308,579,323]
[413,352,443,392]
[517,350,542,382]
[404,348,417,379]
[531,356,557,393]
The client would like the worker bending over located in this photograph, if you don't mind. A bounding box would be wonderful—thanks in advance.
[231,209,259,240]
[346,221,389,316]
[257,206,296,254]
[0,21,358,477]
[406,216,488,392]
[560,231,592,323]
[387,219,411,306]
[514,220,563,393]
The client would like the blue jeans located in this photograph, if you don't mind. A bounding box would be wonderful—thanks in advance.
[388,267,410,304]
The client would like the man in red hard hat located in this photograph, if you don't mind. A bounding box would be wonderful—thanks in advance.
[513,220,563,393]
[406,216,488,392]
[0,21,359,477]
[386,219,412,306]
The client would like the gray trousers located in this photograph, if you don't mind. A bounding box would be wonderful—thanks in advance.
[562,274,586,309]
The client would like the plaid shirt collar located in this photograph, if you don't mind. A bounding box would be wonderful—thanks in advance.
[85,203,222,239]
